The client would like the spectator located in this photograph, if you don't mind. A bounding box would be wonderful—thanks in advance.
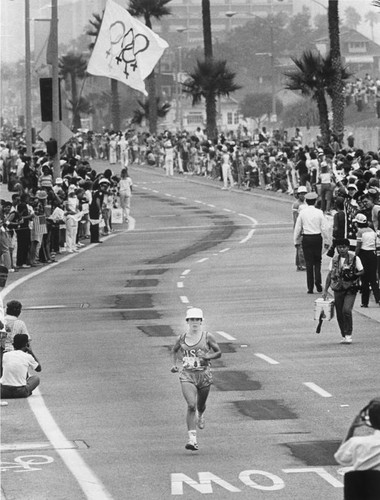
[0,333,41,399]
[334,398,380,471]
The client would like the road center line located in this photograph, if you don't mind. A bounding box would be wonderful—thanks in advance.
[177,282,184,288]
[219,248,230,253]
[28,389,113,499]
[181,269,191,276]
[196,257,209,263]
[240,229,256,244]
[180,296,189,304]
[215,331,236,341]
[254,353,279,365]
[303,382,332,398]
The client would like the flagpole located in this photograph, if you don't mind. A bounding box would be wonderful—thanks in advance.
[25,0,33,156]
[51,0,61,178]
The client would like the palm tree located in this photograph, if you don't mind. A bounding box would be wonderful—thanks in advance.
[328,0,345,144]
[131,98,171,125]
[184,0,240,141]
[183,60,241,141]
[59,52,88,130]
[128,0,172,135]
[86,11,120,131]
[284,51,334,147]
[365,10,379,40]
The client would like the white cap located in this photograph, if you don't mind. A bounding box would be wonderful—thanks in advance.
[186,308,204,320]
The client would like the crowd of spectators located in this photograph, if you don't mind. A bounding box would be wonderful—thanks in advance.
[0,147,132,272]
[345,74,380,117]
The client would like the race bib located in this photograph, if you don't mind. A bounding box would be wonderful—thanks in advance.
[182,356,204,370]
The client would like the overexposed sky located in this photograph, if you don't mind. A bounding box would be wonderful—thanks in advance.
[0,0,379,64]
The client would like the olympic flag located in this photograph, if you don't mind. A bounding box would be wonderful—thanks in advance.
[87,0,169,95]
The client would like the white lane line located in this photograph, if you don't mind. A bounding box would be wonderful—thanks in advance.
[181,269,191,276]
[303,382,332,398]
[165,193,173,197]
[23,305,68,310]
[180,296,189,304]
[196,257,209,263]
[194,200,203,204]
[207,204,215,208]
[240,228,256,244]
[152,189,159,193]
[28,389,113,500]
[238,213,258,224]
[177,282,184,288]
[215,330,236,341]
[219,248,230,253]
[1,441,77,452]
[223,208,233,213]
[178,196,187,200]
[254,353,279,365]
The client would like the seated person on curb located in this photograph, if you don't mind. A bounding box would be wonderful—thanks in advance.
[0,334,41,399]
[334,398,380,470]
[3,300,30,353]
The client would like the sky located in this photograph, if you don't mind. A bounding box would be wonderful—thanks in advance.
[0,0,379,64]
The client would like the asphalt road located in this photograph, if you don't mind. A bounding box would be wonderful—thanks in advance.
[1,165,380,499]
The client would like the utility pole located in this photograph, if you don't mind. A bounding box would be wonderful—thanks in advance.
[51,0,61,178]
[25,0,32,156]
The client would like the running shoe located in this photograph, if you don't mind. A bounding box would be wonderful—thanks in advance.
[197,412,205,430]
[185,439,198,451]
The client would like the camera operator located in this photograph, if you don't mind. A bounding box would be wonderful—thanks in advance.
[322,238,364,344]
[334,399,380,471]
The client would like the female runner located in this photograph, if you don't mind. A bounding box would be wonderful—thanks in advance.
[171,308,222,451]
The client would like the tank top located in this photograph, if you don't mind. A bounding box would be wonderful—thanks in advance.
[178,331,210,371]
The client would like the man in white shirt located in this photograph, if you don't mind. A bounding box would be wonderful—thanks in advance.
[335,399,380,471]
[1,334,41,399]
[294,192,324,293]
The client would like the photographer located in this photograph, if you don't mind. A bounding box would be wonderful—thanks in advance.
[335,399,380,470]
[322,238,364,344]
[0,333,41,399]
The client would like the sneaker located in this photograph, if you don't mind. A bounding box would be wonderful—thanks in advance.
[197,412,205,430]
[185,439,198,451]
[340,336,352,344]
[21,264,31,268]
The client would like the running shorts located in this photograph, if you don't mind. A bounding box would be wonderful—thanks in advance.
[179,369,213,389]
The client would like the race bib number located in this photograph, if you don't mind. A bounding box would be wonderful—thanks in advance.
[182,356,203,370]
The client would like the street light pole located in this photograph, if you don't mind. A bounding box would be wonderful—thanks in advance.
[51,0,61,178]
[25,0,32,156]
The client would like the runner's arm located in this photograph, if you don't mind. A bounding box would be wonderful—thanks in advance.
[203,333,222,360]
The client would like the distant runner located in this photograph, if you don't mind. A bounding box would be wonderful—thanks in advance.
[171,308,222,451]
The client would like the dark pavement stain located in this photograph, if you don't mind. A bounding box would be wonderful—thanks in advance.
[283,440,341,466]
[125,279,159,287]
[219,343,237,353]
[114,294,153,309]
[120,310,160,320]
[234,399,298,420]
[134,268,169,275]
[146,217,237,265]
[213,371,261,391]
[137,325,176,337]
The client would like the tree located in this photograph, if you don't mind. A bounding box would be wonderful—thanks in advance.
[328,0,345,144]
[59,52,88,130]
[86,11,121,131]
[239,93,283,127]
[365,10,379,40]
[131,98,171,125]
[182,60,241,140]
[128,0,172,135]
[284,51,334,147]
[344,6,361,30]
